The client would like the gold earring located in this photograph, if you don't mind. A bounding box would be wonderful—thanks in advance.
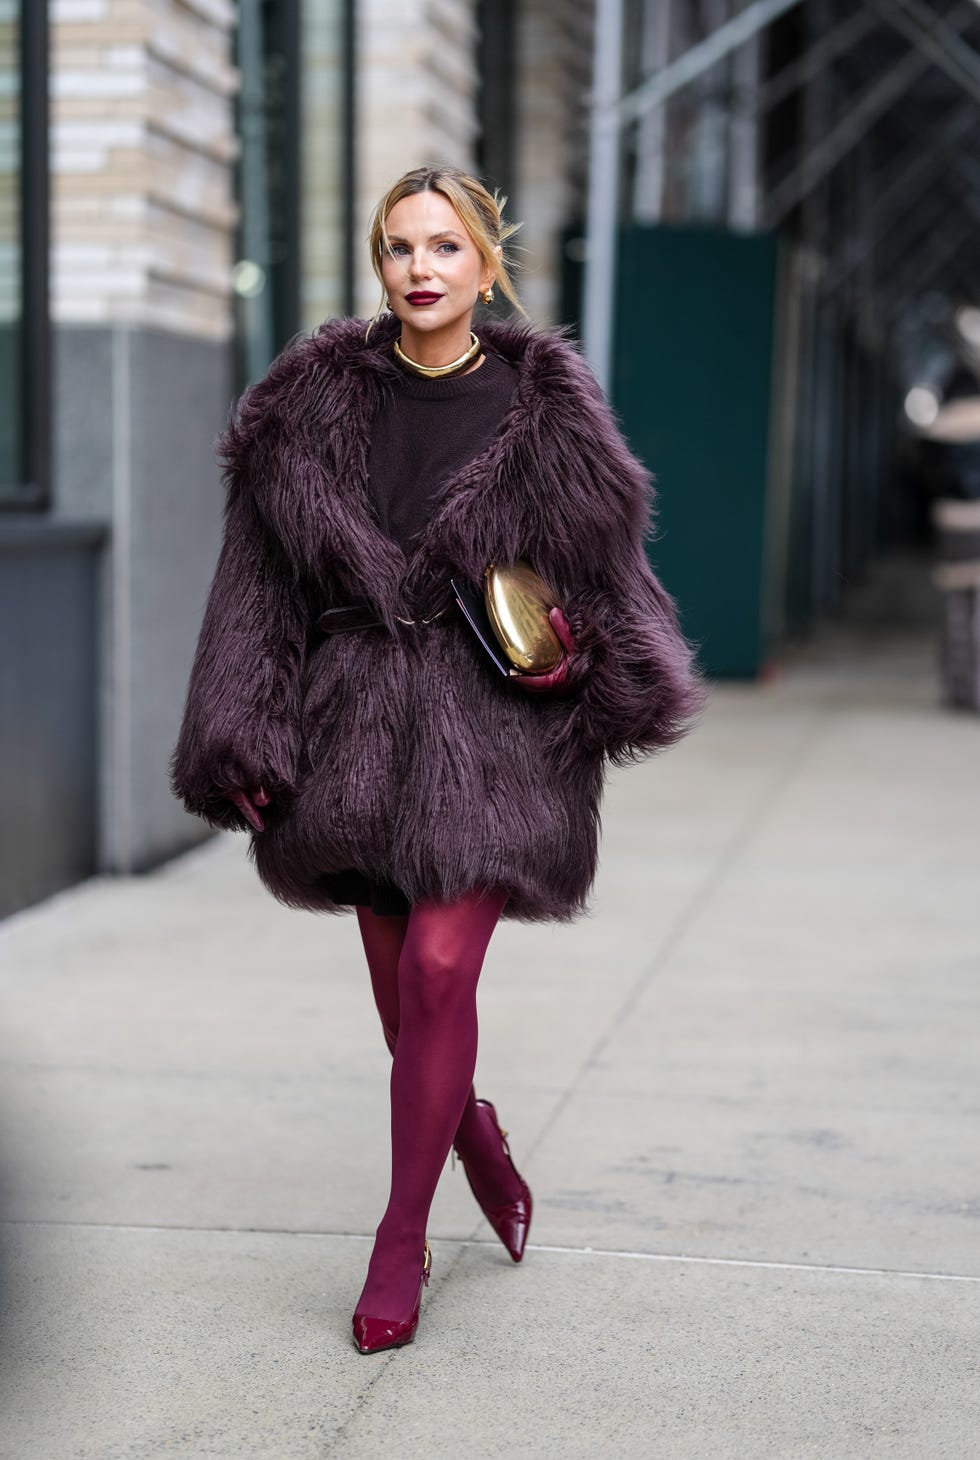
[483,286,494,304]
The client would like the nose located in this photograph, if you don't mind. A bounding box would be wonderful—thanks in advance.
[409,249,432,281]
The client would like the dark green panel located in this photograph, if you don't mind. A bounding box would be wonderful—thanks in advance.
[613,226,779,676]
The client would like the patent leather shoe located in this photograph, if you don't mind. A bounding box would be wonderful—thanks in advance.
[456,1099,533,1263]
[351,1241,432,1354]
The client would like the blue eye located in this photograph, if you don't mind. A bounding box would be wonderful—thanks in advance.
[388,242,460,256]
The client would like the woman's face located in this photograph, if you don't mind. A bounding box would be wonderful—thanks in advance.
[381,190,499,337]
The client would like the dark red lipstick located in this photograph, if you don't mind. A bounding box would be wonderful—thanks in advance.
[406,292,443,305]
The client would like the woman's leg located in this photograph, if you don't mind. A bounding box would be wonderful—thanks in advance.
[355,904,527,1213]
[355,905,409,1055]
[354,887,508,1320]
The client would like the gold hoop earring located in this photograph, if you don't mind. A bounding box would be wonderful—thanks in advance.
[483,286,494,305]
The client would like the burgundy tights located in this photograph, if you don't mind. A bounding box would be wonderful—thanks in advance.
[353,887,519,1321]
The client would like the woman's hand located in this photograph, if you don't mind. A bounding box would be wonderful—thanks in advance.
[513,607,578,696]
[227,785,270,832]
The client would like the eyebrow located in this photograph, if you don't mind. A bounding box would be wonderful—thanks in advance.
[386,231,466,243]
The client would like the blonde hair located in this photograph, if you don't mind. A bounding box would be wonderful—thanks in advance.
[365,164,526,338]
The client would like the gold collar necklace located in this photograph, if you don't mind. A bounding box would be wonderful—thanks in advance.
[393,331,481,380]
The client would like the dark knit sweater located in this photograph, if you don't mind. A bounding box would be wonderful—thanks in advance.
[366,348,519,553]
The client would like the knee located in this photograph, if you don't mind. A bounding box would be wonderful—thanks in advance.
[397,938,479,1023]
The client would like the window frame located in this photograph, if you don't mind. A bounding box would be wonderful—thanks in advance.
[1,0,50,513]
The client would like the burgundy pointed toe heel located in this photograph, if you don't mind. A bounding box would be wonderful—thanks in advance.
[456,1099,533,1263]
[351,1241,432,1354]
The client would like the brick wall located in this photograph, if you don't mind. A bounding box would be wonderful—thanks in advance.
[50,0,239,342]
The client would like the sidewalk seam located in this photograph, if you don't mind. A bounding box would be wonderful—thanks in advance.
[6,1220,976,1284]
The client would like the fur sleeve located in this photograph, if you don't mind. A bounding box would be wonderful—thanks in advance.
[537,344,706,765]
[556,538,706,766]
[169,407,308,832]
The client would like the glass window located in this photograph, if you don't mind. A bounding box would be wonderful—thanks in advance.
[233,0,297,387]
[0,0,23,497]
[231,1,348,389]
[300,0,346,330]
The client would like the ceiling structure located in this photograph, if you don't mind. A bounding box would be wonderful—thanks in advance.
[583,0,980,394]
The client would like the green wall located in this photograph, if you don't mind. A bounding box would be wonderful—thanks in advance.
[613,225,780,676]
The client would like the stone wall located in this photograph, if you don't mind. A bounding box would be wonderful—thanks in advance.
[49,0,239,874]
[50,0,238,341]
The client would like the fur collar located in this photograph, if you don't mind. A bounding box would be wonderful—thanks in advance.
[217,313,650,626]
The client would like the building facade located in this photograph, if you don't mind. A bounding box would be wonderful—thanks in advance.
[49,0,240,888]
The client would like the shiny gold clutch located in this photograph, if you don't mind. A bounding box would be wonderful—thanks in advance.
[483,560,563,674]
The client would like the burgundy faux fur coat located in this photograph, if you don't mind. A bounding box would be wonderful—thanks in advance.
[170,313,703,922]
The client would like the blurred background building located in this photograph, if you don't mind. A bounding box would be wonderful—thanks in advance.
[2,0,979,916]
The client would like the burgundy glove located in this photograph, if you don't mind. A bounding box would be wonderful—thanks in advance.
[227,785,270,832]
[514,606,578,696]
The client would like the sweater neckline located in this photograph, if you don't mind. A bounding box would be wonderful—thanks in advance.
[389,346,515,400]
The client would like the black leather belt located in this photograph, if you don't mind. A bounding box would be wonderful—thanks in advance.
[315,602,452,635]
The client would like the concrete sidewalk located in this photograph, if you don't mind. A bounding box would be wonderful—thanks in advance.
[1,575,978,1459]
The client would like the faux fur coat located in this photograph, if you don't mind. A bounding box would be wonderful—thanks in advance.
[170,313,704,922]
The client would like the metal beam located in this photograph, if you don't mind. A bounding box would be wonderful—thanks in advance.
[884,256,980,325]
[615,0,806,128]
[582,0,624,394]
[866,0,980,106]
[820,165,980,313]
[885,211,976,298]
[952,147,980,194]
[864,105,980,310]
[342,0,358,318]
[821,105,977,293]
[750,8,878,116]
[582,0,843,388]
[933,232,980,297]
[876,171,979,284]
[863,180,957,286]
[730,9,763,228]
[887,104,980,227]
[631,0,672,222]
[763,1,979,224]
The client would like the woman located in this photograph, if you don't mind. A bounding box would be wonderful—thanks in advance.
[171,164,703,1353]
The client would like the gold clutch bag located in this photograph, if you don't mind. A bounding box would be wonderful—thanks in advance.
[483,560,563,674]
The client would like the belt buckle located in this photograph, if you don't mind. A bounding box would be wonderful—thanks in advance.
[395,603,450,628]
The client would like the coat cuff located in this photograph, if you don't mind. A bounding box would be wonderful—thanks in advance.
[170,747,296,833]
